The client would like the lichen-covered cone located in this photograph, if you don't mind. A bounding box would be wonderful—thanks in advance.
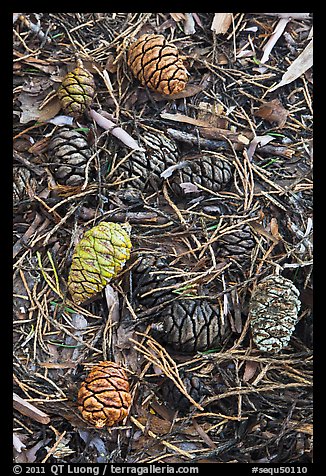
[161,299,229,353]
[169,156,233,196]
[47,127,92,186]
[116,130,179,191]
[78,361,131,428]
[249,275,301,353]
[57,66,95,117]
[127,34,188,95]
[68,222,132,305]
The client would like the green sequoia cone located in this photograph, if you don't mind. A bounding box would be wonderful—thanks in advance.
[57,66,95,117]
[68,222,132,305]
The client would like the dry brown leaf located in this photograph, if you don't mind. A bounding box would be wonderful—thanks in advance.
[249,221,280,244]
[243,361,260,382]
[37,95,62,122]
[197,101,229,129]
[18,94,47,124]
[18,79,60,123]
[105,52,118,73]
[270,217,281,240]
[211,13,232,34]
[138,411,173,436]
[105,285,140,372]
[254,98,289,128]
[230,288,243,333]
[152,83,203,100]
[61,313,88,362]
[269,39,313,92]
[161,112,209,127]
[192,419,217,449]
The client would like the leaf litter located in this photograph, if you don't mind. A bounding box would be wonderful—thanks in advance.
[13,12,313,465]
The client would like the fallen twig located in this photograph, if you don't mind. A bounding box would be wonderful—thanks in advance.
[89,109,144,152]
[167,128,230,151]
[13,393,51,425]
[161,112,251,145]
[262,13,311,20]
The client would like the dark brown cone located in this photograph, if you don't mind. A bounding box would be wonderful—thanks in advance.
[47,127,92,186]
[215,223,255,266]
[161,299,230,353]
[160,371,210,413]
[169,156,233,196]
[131,254,179,309]
[114,130,179,192]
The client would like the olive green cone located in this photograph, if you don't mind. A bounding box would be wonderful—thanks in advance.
[57,66,95,117]
[68,222,132,304]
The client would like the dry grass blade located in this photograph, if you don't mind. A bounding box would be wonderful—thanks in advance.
[269,39,313,92]
[130,416,194,460]
[130,333,204,411]
[260,18,290,65]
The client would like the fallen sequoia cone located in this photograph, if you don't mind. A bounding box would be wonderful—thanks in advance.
[77,361,131,428]
[127,34,189,95]
[68,221,132,305]
[159,298,231,353]
[57,65,95,118]
[47,126,93,186]
[249,274,301,353]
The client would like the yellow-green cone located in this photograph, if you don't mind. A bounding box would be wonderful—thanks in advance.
[57,66,95,117]
[68,222,132,305]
